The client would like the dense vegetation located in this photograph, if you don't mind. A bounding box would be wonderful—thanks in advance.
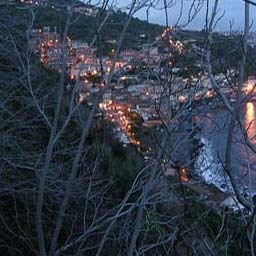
[32,2,162,50]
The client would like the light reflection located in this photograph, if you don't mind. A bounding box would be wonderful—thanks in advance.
[245,102,256,143]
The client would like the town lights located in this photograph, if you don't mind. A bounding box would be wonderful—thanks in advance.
[78,94,85,103]
[194,93,200,100]
[179,95,186,102]
[244,82,255,94]
[206,90,213,98]
[179,167,189,182]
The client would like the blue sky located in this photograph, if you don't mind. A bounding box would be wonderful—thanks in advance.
[127,0,255,31]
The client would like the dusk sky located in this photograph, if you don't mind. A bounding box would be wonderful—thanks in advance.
[123,0,256,31]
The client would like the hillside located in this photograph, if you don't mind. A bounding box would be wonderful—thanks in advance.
[31,2,163,49]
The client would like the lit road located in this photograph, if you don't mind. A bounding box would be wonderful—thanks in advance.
[100,102,141,146]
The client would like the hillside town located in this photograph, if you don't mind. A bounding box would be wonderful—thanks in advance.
[30,22,256,200]
[31,25,239,147]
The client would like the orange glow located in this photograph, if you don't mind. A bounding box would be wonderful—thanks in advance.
[180,168,189,182]
[206,90,213,98]
[179,95,186,103]
[245,102,256,143]
[244,82,256,94]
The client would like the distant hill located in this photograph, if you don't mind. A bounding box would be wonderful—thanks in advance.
[31,1,163,50]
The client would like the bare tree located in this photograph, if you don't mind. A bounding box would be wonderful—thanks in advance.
[2,0,256,255]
